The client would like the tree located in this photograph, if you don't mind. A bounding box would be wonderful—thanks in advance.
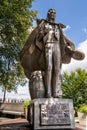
[62,68,87,110]
[0,0,37,101]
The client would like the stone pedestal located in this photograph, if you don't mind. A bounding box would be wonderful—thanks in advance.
[28,98,75,130]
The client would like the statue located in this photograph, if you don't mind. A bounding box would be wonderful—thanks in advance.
[20,9,85,99]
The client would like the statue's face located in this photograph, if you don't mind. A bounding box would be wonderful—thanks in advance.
[47,9,56,21]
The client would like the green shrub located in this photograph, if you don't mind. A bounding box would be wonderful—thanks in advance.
[79,104,87,114]
[23,100,31,108]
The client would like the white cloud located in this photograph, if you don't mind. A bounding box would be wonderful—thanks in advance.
[62,39,87,73]
[63,25,71,31]
[0,82,30,100]
[82,28,87,33]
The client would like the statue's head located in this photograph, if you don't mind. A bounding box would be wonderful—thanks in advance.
[46,8,56,22]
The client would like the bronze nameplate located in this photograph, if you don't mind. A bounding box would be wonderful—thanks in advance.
[40,103,71,126]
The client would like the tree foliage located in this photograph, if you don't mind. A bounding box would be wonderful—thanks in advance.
[62,68,87,109]
[0,0,37,46]
[0,0,37,100]
[79,104,87,113]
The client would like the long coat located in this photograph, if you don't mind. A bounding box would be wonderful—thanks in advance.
[20,21,75,78]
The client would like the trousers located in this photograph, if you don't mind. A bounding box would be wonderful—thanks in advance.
[45,42,62,97]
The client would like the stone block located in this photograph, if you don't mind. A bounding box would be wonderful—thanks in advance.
[28,98,75,130]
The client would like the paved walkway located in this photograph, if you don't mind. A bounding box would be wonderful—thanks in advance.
[75,122,86,130]
[0,118,29,130]
[0,117,86,130]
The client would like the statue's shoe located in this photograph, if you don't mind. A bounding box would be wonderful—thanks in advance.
[53,92,62,98]
[46,93,51,98]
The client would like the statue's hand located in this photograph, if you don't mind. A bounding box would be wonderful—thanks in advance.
[65,46,74,55]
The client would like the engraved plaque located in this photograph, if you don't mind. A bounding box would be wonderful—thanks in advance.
[40,103,71,126]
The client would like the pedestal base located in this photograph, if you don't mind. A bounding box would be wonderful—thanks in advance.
[28,98,75,130]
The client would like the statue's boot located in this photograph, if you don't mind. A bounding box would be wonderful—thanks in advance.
[53,87,62,98]
[52,80,62,98]
[45,69,52,98]
[53,91,62,98]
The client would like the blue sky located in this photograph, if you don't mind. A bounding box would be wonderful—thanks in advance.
[32,0,87,47]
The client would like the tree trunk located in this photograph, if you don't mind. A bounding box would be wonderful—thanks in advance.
[3,89,6,102]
